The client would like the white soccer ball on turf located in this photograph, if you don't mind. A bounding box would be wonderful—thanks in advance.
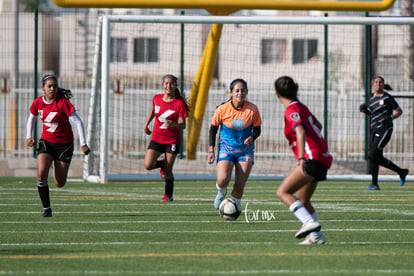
[219,198,241,221]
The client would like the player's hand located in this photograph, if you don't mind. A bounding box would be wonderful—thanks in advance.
[207,151,215,164]
[26,138,35,147]
[144,126,152,135]
[244,136,254,146]
[299,158,307,176]
[82,145,90,155]
[359,103,370,114]
[164,120,174,128]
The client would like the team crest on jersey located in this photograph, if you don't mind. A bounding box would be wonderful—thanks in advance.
[290,112,300,122]
[232,119,243,130]
[154,105,160,114]
[379,100,384,105]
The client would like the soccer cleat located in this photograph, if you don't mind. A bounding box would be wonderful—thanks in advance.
[295,221,321,239]
[399,169,409,186]
[299,233,326,245]
[158,159,165,179]
[42,208,52,218]
[366,184,380,190]
[159,168,165,179]
[160,194,173,202]
[213,188,227,209]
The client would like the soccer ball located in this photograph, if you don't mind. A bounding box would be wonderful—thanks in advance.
[219,198,241,221]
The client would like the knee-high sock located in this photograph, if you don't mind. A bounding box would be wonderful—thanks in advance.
[37,180,50,209]
[156,160,165,169]
[165,178,174,197]
[289,200,313,224]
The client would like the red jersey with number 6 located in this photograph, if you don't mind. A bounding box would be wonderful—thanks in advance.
[284,101,332,168]
[30,94,75,144]
[151,94,188,144]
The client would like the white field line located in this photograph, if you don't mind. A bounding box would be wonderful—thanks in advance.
[0,201,413,207]
[2,186,413,197]
[1,219,414,224]
[1,207,414,215]
[1,228,414,235]
[2,240,414,247]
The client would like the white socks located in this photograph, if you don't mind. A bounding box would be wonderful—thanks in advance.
[216,183,241,209]
[216,183,227,196]
[230,195,241,210]
[289,200,314,224]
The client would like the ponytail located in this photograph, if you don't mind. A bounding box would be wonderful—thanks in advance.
[58,88,72,100]
[174,88,190,112]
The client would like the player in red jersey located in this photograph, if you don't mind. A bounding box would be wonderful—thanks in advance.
[26,75,90,217]
[143,74,189,202]
[274,76,332,245]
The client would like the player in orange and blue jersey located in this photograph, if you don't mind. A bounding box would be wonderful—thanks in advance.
[274,76,332,245]
[207,79,262,212]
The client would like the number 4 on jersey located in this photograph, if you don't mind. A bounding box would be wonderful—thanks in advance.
[158,110,175,129]
[44,112,58,133]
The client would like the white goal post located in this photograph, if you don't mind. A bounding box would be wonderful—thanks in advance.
[85,14,414,183]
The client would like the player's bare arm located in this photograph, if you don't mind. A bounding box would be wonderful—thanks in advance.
[144,109,155,135]
[295,125,307,175]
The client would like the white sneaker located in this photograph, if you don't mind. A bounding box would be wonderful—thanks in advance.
[299,233,326,245]
[214,188,227,209]
[295,221,321,239]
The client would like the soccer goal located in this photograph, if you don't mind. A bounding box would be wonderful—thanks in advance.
[85,14,414,183]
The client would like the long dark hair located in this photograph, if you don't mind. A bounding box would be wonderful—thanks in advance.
[229,78,248,92]
[274,76,299,101]
[372,75,393,91]
[162,74,189,112]
[41,74,72,100]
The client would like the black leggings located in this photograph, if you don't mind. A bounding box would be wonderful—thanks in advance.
[368,127,402,184]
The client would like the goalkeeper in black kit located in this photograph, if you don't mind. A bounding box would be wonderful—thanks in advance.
[359,76,409,190]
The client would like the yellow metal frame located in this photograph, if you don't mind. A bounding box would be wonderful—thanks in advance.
[52,0,396,12]
[186,24,223,159]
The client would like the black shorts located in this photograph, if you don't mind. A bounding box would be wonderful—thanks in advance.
[37,139,74,163]
[148,140,180,154]
[303,159,328,181]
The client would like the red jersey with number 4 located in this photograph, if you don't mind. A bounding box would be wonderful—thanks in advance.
[151,94,188,144]
[30,94,75,144]
[284,101,332,168]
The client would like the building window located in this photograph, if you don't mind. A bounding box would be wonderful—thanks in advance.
[133,38,159,63]
[110,38,128,63]
[293,39,318,64]
[261,39,287,64]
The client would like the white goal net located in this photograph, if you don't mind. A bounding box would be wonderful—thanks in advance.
[85,15,414,183]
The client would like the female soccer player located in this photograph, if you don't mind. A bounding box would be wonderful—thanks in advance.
[208,78,262,211]
[26,74,90,217]
[143,74,189,202]
[274,76,332,244]
[359,76,409,190]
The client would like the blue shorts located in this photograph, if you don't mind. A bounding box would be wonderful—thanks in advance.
[217,150,254,164]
